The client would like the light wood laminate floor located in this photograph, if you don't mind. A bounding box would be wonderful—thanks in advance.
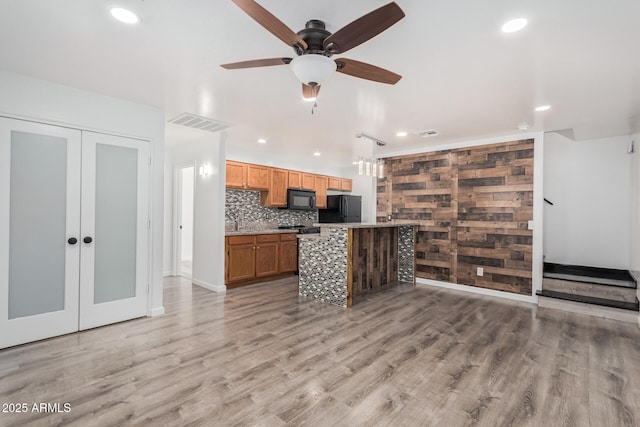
[1,276,640,426]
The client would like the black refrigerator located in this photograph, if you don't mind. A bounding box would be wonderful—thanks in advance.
[318,195,362,223]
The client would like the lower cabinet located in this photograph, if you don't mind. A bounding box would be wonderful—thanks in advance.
[225,233,298,287]
[279,233,298,273]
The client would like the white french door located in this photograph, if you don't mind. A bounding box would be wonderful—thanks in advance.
[0,117,149,349]
[79,131,149,330]
[0,118,81,348]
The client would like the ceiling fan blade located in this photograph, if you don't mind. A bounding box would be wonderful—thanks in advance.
[302,84,320,99]
[232,0,308,50]
[221,57,292,69]
[323,2,405,54]
[335,58,402,84]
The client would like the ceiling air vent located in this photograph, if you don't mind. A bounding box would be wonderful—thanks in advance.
[416,129,439,138]
[168,113,230,133]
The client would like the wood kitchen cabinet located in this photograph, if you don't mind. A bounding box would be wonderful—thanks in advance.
[225,160,270,190]
[225,233,298,287]
[288,171,301,189]
[328,177,341,191]
[260,168,288,207]
[340,178,352,192]
[314,175,328,209]
[301,173,315,190]
[279,233,298,273]
[226,235,256,283]
[255,235,279,277]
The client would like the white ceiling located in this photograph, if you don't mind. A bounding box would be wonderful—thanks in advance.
[1,0,639,166]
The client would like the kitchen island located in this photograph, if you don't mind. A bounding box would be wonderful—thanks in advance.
[298,222,419,307]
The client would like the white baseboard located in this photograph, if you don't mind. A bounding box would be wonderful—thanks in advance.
[192,278,227,293]
[416,278,538,304]
[150,306,165,317]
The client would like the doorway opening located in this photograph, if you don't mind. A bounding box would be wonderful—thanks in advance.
[175,165,194,279]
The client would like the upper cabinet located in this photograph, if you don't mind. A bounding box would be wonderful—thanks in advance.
[226,160,269,190]
[328,177,341,190]
[226,161,246,189]
[226,161,353,206]
[314,175,328,209]
[301,173,315,190]
[340,178,353,192]
[260,168,288,207]
[289,170,318,191]
[288,171,301,189]
[328,176,353,192]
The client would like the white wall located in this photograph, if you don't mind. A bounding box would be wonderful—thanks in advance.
[168,134,226,292]
[544,132,632,269]
[0,70,166,316]
[630,132,640,271]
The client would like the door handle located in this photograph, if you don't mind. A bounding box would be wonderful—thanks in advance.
[67,237,78,245]
[83,236,93,244]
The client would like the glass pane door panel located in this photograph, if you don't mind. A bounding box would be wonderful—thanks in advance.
[94,143,138,304]
[9,131,66,319]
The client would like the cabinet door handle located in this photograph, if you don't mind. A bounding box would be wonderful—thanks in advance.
[67,237,78,245]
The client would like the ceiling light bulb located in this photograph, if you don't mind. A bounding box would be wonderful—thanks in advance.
[535,105,551,112]
[257,138,267,144]
[110,7,139,24]
[313,152,321,156]
[396,131,408,137]
[502,18,527,33]
[302,96,316,103]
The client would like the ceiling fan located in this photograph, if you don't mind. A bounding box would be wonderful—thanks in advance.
[221,0,405,99]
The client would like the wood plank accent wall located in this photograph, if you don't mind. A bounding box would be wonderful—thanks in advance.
[350,227,399,297]
[376,139,534,295]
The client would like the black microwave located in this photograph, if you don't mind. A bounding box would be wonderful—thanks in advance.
[287,189,316,210]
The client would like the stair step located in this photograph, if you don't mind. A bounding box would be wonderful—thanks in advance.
[543,262,636,288]
[542,277,637,303]
[536,289,639,311]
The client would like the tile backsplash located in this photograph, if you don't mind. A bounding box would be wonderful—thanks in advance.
[225,189,318,228]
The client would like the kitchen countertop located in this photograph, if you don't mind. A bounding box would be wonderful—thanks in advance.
[225,229,304,237]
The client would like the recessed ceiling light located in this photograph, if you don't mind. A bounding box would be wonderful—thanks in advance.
[313,152,321,156]
[396,131,408,137]
[352,161,359,165]
[110,7,139,24]
[501,18,527,33]
[535,105,551,112]
[257,138,267,144]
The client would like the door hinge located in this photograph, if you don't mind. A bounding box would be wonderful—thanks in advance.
[147,219,151,229]
[147,282,150,293]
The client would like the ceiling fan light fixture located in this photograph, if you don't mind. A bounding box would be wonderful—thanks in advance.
[290,54,336,86]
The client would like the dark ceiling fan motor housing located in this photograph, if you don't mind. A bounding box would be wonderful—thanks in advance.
[295,20,331,55]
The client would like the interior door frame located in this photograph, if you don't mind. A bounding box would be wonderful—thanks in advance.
[172,162,196,278]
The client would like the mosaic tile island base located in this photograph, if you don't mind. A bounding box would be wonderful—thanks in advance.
[298,222,418,307]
